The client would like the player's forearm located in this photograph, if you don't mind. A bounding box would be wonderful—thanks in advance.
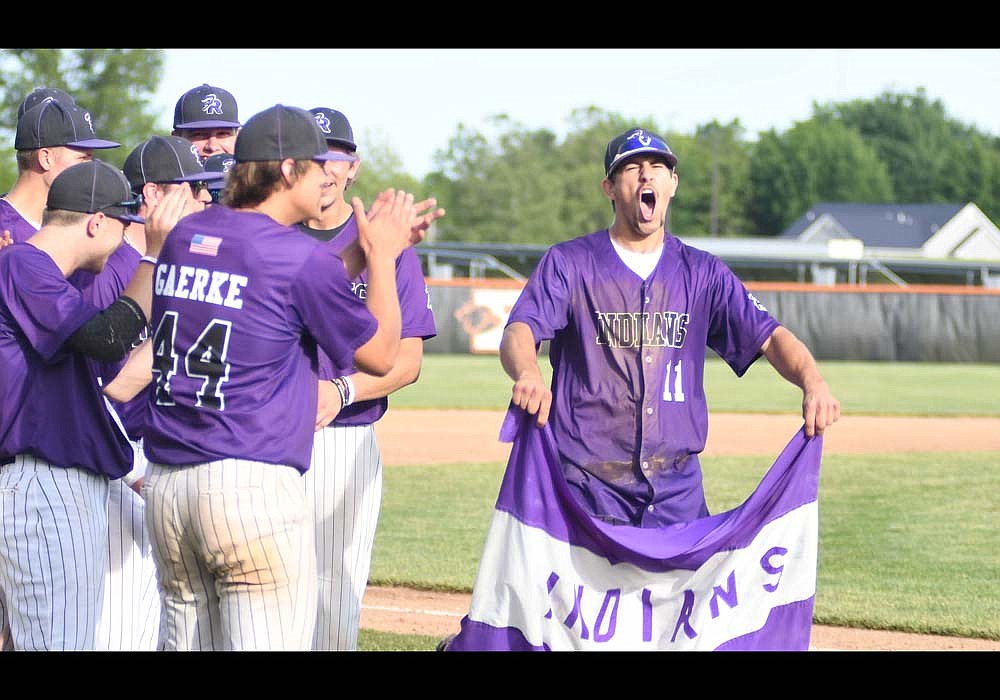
[348,337,424,402]
[354,257,402,376]
[762,326,826,392]
[102,339,153,403]
[500,322,542,382]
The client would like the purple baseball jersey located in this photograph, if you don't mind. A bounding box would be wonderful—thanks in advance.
[1,198,146,440]
[143,206,378,472]
[0,243,134,477]
[507,229,780,527]
[300,216,436,425]
[0,198,41,243]
[71,244,149,441]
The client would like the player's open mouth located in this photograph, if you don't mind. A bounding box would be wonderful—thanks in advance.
[639,188,657,222]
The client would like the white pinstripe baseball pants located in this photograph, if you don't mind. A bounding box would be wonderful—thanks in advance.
[303,423,383,651]
[0,455,109,650]
[143,459,317,651]
[95,439,161,651]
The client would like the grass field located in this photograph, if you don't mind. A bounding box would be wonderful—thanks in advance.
[393,354,1000,416]
[364,355,1000,646]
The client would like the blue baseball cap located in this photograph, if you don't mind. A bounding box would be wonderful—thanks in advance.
[604,127,677,177]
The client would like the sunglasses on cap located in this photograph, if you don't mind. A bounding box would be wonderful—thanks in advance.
[98,194,142,218]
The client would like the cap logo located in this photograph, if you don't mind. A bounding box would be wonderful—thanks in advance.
[626,129,652,148]
[222,157,235,172]
[190,144,200,159]
[83,111,95,134]
[201,94,224,116]
[314,112,332,135]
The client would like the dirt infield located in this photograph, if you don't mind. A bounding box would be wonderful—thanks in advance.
[363,410,1000,651]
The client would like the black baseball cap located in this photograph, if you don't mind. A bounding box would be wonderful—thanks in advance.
[604,127,678,177]
[173,83,241,130]
[47,160,145,224]
[202,153,236,191]
[309,107,358,153]
[15,100,120,151]
[17,87,76,119]
[234,104,357,164]
[123,135,225,194]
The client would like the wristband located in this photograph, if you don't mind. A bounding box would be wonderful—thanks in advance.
[140,255,158,266]
[330,378,348,407]
[339,375,356,406]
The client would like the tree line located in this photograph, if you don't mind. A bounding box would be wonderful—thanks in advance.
[4,50,998,246]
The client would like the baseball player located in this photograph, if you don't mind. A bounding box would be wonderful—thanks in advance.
[138,104,436,651]
[171,83,241,161]
[0,159,179,650]
[298,106,441,651]
[202,152,236,205]
[499,127,840,529]
[92,135,226,651]
[2,97,120,245]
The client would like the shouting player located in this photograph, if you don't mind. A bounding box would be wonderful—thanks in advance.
[500,126,840,528]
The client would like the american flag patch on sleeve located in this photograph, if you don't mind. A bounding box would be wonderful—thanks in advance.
[189,233,222,256]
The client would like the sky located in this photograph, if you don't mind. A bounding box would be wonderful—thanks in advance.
[152,49,1000,178]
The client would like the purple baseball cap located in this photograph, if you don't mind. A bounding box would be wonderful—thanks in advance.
[234,104,358,164]
[173,83,241,130]
[15,100,120,151]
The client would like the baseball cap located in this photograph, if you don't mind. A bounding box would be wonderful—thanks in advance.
[234,104,357,164]
[15,100,120,151]
[604,127,677,177]
[123,135,225,194]
[309,107,358,153]
[202,153,236,192]
[173,83,241,130]
[47,160,145,224]
[17,87,76,119]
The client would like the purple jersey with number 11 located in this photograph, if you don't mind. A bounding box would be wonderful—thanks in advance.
[142,206,377,473]
[507,229,780,526]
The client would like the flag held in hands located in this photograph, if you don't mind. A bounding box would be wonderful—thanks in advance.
[446,406,823,651]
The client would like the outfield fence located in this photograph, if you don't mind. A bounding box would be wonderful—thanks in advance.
[424,279,1000,362]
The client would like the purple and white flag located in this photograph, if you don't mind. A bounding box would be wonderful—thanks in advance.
[446,407,823,651]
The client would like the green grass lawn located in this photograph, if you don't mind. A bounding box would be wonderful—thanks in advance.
[394,354,1000,416]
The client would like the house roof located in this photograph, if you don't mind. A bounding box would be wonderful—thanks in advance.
[780,203,965,247]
